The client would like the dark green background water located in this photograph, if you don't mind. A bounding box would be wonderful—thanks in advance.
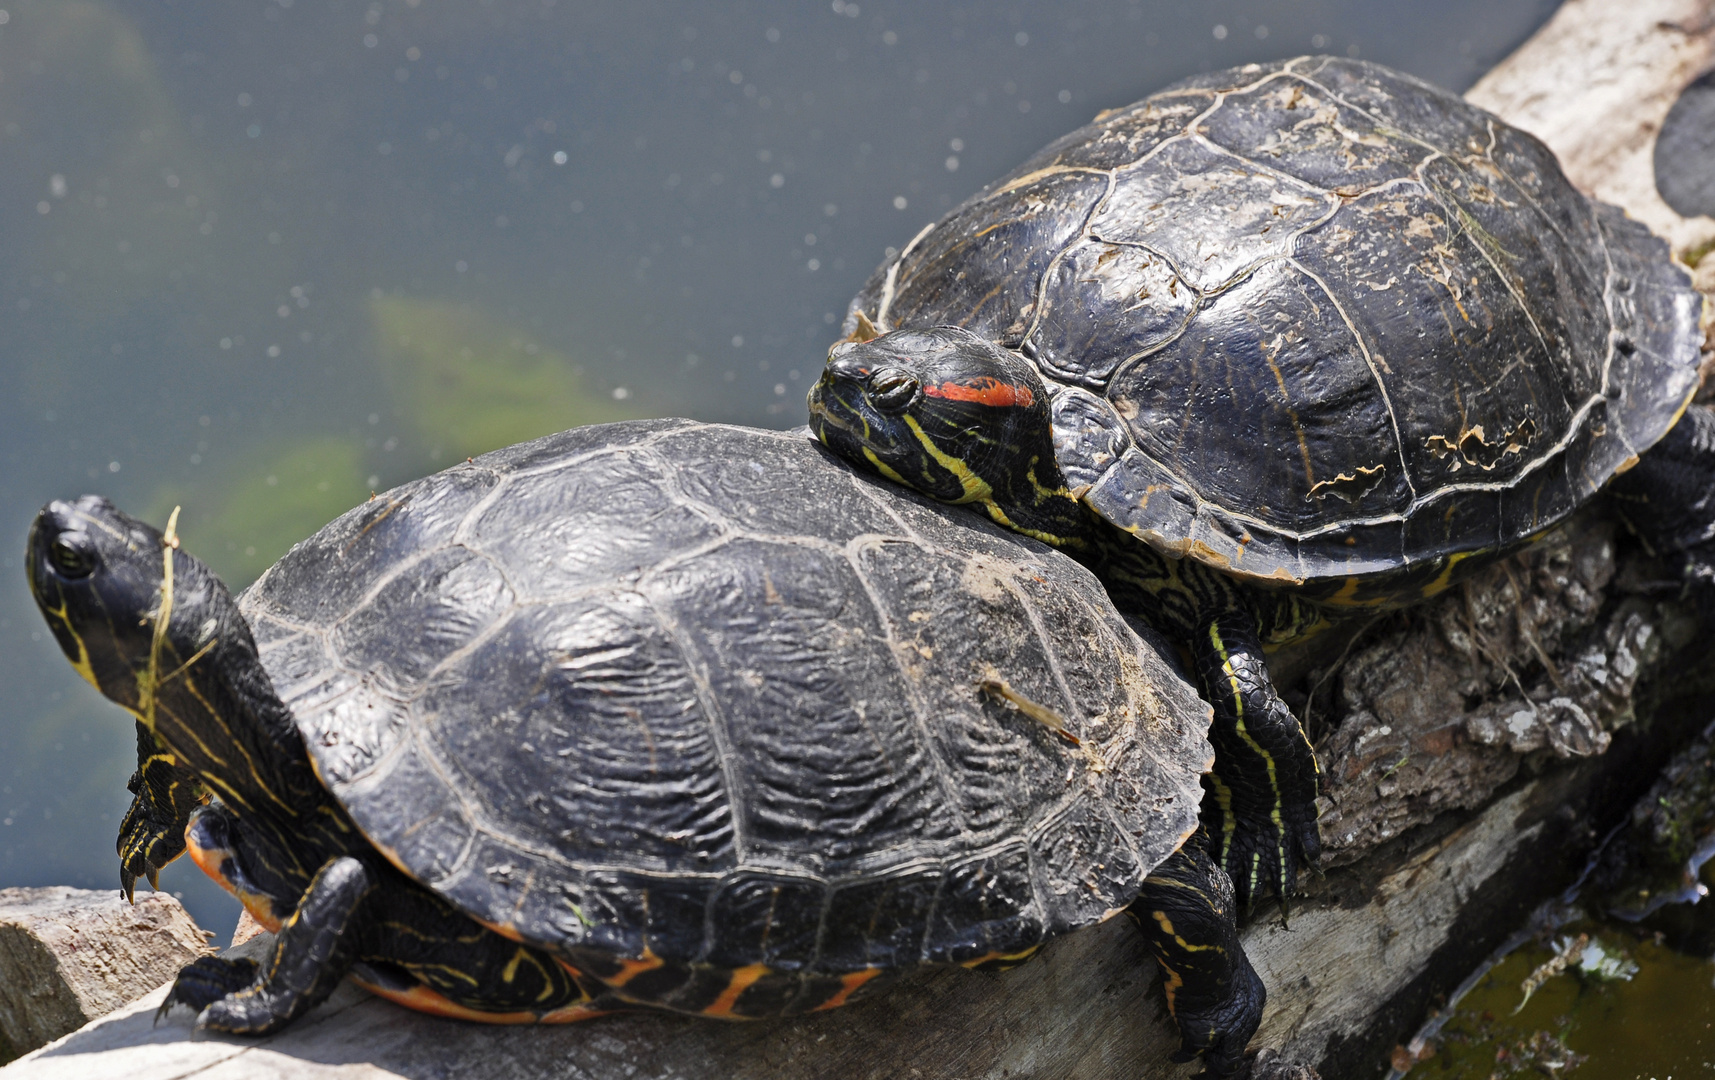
[20,0,1690,1070]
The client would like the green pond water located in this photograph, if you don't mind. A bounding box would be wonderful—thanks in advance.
[18,0,1711,1072]
[1415,920,1715,1079]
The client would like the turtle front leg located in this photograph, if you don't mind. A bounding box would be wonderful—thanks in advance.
[162,855,375,1034]
[1192,614,1321,912]
[1130,832,1264,1078]
[118,720,205,901]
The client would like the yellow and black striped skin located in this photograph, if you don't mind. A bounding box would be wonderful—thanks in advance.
[811,334,1324,909]
[117,720,206,900]
[176,802,599,1027]
[1129,831,1263,1078]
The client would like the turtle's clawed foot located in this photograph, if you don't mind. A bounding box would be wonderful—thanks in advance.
[118,721,204,902]
[118,792,183,903]
[1131,838,1265,1079]
[1208,775,1321,913]
[1192,615,1322,913]
[1168,958,1266,1078]
[157,957,260,1024]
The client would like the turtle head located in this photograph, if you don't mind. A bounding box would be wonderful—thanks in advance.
[27,496,215,713]
[27,497,300,788]
[809,326,1089,547]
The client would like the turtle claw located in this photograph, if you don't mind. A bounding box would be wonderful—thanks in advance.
[1132,838,1265,1080]
[117,721,204,898]
[158,956,261,1025]
[117,797,185,902]
[1215,798,1321,916]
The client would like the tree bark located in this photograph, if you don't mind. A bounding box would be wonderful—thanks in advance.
[5,3,1715,1078]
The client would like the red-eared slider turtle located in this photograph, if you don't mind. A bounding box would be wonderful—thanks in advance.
[809,56,1712,910]
[28,420,1265,1074]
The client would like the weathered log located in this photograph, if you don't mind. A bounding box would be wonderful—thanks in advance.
[5,3,1715,1078]
[1467,0,1715,296]
[0,888,211,1060]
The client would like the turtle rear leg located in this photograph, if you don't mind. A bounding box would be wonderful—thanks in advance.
[1192,613,1321,911]
[1610,402,1715,607]
[163,855,375,1034]
[1130,832,1265,1078]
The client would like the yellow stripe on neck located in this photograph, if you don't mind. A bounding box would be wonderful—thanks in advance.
[861,448,908,486]
[136,506,182,734]
[903,416,994,503]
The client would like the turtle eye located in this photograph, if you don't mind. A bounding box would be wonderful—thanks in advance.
[870,370,920,412]
[47,534,96,579]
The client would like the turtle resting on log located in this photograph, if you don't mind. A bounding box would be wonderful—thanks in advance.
[26,420,1266,1074]
[809,55,1713,913]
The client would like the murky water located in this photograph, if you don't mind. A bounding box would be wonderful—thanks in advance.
[0,0,1585,1058]
[1418,916,1715,1079]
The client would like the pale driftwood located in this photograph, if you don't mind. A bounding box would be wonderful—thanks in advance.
[7,3,1715,1078]
[1467,0,1715,300]
[0,888,211,1058]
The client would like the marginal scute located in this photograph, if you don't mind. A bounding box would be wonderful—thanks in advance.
[921,844,1042,966]
[236,421,1212,981]
[819,868,942,972]
[704,875,825,971]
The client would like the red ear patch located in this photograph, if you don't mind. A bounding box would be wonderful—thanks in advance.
[922,377,1035,408]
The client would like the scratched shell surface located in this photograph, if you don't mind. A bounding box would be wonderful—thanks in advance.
[235,419,1211,973]
[848,56,1704,586]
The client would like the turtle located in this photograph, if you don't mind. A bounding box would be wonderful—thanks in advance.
[807,56,1713,912]
[28,419,1268,1074]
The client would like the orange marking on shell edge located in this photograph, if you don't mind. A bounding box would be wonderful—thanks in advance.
[184,827,282,933]
[923,376,1034,408]
[702,963,771,1018]
[351,976,612,1025]
[600,947,665,989]
[812,968,883,1012]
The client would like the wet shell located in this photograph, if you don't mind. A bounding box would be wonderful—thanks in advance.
[236,419,1211,1005]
